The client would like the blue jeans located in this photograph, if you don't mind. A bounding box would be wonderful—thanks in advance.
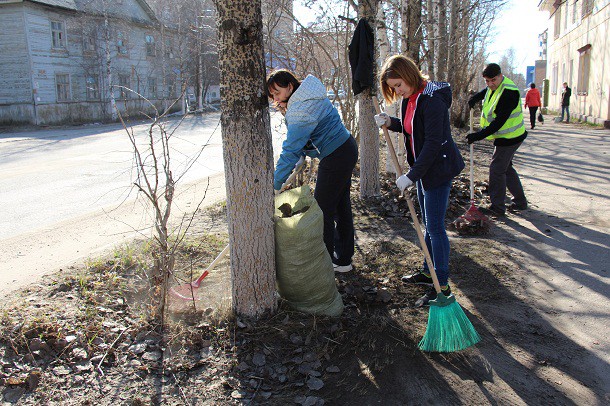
[561,105,570,122]
[417,180,451,286]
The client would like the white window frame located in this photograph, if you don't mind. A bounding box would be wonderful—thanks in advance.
[164,38,173,59]
[148,77,157,98]
[55,73,71,101]
[83,29,97,53]
[554,7,562,38]
[551,63,558,95]
[145,35,156,57]
[572,0,579,24]
[51,21,66,48]
[117,73,130,99]
[577,48,590,95]
[117,31,128,55]
[86,75,99,100]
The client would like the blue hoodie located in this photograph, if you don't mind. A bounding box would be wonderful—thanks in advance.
[274,75,351,190]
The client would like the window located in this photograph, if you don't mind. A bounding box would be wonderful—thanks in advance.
[148,78,157,98]
[83,30,97,53]
[167,83,174,98]
[164,38,173,59]
[563,2,569,30]
[554,7,561,38]
[118,74,130,99]
[551,63,558,95]
[51,21,66,48]
[56,74,70,101]
[582,0,593,16]
[117,31,128,55]
[86,75,99,100]
[145,35,156,56]
[577,46,591,95]
[572,0,579,23]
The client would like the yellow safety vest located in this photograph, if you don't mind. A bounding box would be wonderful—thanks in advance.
[480,76,525,140]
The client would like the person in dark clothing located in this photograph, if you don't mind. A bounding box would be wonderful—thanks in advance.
[524,82,542,129]
[561,82,571,123]
[467,63,528,216]
[375,55,465,307]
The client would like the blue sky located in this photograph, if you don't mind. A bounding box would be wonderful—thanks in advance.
[487,0,550,76]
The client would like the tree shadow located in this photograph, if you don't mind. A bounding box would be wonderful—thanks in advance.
[319,205,608,405]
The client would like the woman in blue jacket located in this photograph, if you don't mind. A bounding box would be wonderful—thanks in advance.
[267,70,358,273]
[375,55,465,306]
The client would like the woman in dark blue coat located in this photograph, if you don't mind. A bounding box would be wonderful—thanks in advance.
[375,55,465,307]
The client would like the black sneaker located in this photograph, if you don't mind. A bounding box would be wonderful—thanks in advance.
[479,205,505,217]
[401,272,433,286]
[508,202,528,211]
[415,286,451,307]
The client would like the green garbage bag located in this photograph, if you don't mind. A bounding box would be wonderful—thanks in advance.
[274,185,343,317]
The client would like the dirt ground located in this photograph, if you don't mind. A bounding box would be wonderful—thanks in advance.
[0,124,608,405]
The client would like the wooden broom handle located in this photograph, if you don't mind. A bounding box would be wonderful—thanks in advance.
[470,109,475,202]
[373,96,442,294]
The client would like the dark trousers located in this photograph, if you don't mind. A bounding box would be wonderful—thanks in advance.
[489,141,528,211]
[528,106,539,129]
[314,136,358,266]
[561,105,570,122]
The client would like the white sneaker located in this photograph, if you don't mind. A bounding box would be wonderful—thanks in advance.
[333,263,353,273]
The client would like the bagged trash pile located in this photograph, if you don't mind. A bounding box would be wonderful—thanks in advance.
[274,185,343,317]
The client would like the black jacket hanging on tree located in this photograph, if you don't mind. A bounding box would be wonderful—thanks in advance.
[348,19,375,96]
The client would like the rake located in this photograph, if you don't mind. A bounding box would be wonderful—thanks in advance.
[453,110,490,232]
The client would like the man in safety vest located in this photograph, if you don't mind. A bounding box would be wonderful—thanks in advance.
[467,63,528,216]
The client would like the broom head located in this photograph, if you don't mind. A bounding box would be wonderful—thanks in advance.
[418,293,481,352]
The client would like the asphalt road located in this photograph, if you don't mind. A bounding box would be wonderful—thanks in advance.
[0,112,286,293]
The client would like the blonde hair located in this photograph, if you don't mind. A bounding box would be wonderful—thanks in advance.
[379,55,425,103]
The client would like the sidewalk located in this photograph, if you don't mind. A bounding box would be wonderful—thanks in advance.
[486,113,610,392]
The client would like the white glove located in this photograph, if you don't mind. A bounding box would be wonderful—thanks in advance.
[396,174,413,193]
[374,113,391,128]
[274,189,280,196]
[294,155,305,172]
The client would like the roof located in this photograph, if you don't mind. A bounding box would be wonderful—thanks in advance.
[23,0,158,24]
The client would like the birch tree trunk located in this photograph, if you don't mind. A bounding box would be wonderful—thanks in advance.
[446,0,459,86]
[376,4,390,62]
[376,3,397,174]
[434,0,448,80]
[102,2,117,121]
[213,0,277,318]
[358,0,380,197]
[424,0,435,77]
[401,0,422,65]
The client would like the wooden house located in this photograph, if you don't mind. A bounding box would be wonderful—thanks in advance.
[0,0,183,125]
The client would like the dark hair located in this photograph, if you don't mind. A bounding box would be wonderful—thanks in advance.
[482,63,502,78]
[530,83,536,89]
[266,69,301,98]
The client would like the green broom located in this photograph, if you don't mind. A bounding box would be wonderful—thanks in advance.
[373,97,481,352]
